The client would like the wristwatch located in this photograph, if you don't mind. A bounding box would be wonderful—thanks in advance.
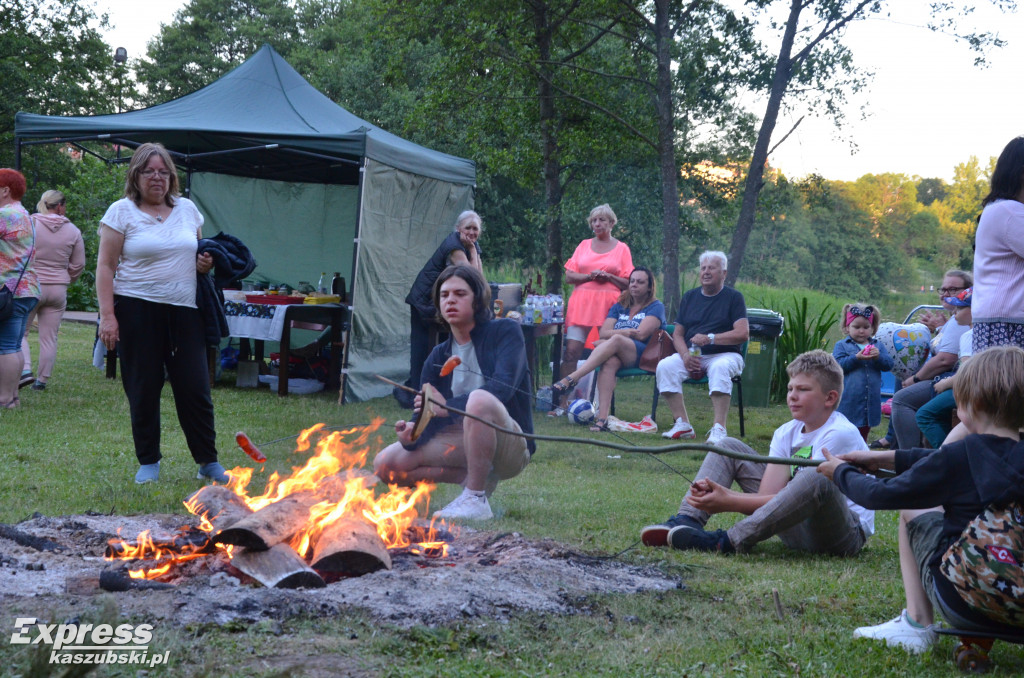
[708,333,716,345]
[912,375,920,383]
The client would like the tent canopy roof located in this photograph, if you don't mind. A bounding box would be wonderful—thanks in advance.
[15,45,475,185]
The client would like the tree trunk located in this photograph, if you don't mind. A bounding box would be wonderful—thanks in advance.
[726,0,801,287]
[654,0,681,311]
[535,4,565,294]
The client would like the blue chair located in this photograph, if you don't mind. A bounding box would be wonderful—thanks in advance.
[589,324,746,437]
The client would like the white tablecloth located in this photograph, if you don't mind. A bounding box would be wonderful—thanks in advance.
[224,301,291,341]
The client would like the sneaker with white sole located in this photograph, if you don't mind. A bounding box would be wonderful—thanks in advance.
[706,423,728,445]
[434,491,494,521]
[134,462,160,484]
[640,513,702,547]
[667,525,735,554]
[197,462,230,484]
[662,418,695,440]
[853,609,937,654]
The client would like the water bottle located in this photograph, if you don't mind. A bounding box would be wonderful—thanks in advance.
[689,343,701,357]
[317,272,327,294]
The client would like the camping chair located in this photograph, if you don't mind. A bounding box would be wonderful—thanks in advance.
[932,580,1024,673]
[588,325,746,437]
[651,336,747,438]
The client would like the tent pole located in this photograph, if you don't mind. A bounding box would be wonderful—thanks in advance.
[338,159,367,405]
[14,137,21,171]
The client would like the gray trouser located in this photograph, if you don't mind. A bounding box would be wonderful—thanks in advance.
[678,438,867,556]
[891,380,936,449]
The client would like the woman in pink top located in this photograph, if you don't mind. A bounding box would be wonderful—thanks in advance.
[553,204,632,409]
[21,190,85,390]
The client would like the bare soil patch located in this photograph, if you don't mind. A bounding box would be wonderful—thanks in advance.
[0,513,679,629]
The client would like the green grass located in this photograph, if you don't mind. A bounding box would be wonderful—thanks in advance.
[2,322,1022,677]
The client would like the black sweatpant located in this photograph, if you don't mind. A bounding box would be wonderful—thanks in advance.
[114,295,218,466]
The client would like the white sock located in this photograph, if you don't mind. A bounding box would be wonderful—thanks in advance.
[463,488,486,498]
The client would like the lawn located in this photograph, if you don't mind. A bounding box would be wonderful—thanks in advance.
[2,321,1021,677]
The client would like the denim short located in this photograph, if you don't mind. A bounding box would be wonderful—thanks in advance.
[0,297,37,354]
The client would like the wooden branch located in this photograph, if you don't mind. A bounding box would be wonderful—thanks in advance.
[377,375,823,467]
[231,543,325,589]
[310,516,392,575]
[767,115,805,156]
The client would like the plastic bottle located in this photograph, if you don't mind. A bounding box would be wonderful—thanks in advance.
[317,272,327,294]
[689,343,701,357]
[331,272,343,297]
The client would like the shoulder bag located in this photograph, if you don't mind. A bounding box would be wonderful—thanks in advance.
[0,217,35,321]
[638,329,676,373]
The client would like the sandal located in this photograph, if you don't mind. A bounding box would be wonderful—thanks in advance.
[551,375,578,401]
[589,418,609,432]
[868,438,891,450]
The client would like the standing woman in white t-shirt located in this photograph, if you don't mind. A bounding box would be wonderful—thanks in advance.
[96,143,228,486]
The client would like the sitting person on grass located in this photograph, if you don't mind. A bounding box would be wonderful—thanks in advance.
[816,345,1024,654]
[373,265,534,522]
[641,350,873,556]
[552,266,665,432]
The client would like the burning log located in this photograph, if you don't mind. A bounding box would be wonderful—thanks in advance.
[186,485,254,532]
[98,569,175,592]
[231,543,326,589]
[213,472,379,551]
[310,516,391,575]
[214,494,319,551]
[104,527,213,559]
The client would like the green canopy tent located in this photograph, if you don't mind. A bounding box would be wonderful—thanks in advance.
[15,44,476,401]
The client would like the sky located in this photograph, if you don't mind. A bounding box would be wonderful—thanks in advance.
[95,0,1024,183]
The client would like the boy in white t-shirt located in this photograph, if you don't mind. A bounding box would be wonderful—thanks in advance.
[641,350,873,555]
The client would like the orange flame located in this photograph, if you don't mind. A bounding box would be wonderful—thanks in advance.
[110,419,448,580]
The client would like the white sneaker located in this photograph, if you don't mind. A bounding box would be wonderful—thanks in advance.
[853,609,937,654]
[434,491,494,521]
[706,423,728,445]
[662,418,695,439]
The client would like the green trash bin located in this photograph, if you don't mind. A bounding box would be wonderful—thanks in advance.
[742,308,785,407]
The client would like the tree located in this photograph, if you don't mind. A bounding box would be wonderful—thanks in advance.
[725,0,1013,286]
[916,177,947,207]
[135,0,299,105]
[2,0,119,187]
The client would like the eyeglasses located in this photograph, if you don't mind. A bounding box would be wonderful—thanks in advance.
[139,169,171,178]
[938,286,965,296]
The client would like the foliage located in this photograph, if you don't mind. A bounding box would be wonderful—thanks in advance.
[1,0,122,192]
[60,156,128,311]
[135,0,300,105]
[725,0,1014,286]
[741,289,841,401]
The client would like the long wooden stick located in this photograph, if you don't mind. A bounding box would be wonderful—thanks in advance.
[375,375,822,468]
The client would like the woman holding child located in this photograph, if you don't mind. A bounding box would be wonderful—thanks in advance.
[552,267,664,431]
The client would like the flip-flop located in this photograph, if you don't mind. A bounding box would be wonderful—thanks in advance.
[590,418,609,432]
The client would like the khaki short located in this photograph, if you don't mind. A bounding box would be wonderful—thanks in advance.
[431,410,530,481]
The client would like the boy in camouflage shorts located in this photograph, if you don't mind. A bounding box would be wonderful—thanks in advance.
[817,346,1024,654]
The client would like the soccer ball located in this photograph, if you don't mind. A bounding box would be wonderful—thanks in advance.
[567,398,595,425]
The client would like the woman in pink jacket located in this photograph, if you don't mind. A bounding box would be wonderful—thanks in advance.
[21,190,85,390]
